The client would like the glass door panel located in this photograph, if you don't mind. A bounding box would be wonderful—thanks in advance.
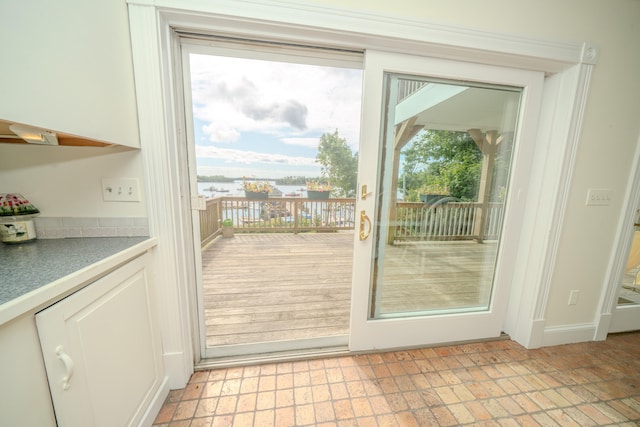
[371,76,521,319]
[350,50,544,351]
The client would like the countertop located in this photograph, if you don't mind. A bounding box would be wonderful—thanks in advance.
[0,237,157,325]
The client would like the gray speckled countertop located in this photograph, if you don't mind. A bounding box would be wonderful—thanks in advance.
[0,237,150,305]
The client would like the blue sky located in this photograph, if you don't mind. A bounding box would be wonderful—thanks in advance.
[189,53,363,179]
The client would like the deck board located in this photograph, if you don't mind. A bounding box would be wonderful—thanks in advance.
[201,232,497,347]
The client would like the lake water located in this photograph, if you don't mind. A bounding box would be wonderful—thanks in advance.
[197,181,307,197]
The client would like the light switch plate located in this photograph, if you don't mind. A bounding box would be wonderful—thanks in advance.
[586,188,612,206]
[102,178,140,202]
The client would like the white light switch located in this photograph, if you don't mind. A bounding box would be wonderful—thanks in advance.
[102,178,141,202]
[586,188,612,206]
[568,290,579,305]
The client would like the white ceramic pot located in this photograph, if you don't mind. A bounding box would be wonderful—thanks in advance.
[0,218,37,243]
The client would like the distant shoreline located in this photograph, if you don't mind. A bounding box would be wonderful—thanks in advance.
[197,175,314,186]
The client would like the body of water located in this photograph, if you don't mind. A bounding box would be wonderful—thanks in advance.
[197,181,307,197]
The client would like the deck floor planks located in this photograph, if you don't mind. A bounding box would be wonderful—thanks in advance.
[201,232,354,346]
[201,232,498,347]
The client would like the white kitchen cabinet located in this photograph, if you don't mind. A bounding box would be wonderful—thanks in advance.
[36,253,164,427]
[0,315,57,426]
[0,1,140,148]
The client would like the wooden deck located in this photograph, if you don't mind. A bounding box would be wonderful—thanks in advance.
[201,232,354,347]
[201,232,497,348]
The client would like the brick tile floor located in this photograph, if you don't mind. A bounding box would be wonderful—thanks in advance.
[153,332,640,426]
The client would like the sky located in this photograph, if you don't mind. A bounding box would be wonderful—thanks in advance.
[189,53,363,180]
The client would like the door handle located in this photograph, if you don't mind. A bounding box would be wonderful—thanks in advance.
[56,345,75,391]
[359,210,372,241]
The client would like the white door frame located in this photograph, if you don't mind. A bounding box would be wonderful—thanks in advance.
[127,0,597,386]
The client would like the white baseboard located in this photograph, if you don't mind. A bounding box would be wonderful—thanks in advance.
[594,313,611,340]
[164,351,194,389]
[541,323,596,347]
[139,376,169,427]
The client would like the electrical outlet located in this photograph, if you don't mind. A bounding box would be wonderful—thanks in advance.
[102,178,140,202]
[568,290,579,305]
[586,188,612,206]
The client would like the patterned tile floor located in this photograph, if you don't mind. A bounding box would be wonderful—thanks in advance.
[153,332,640,426]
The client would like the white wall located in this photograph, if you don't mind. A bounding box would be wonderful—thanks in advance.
[0,144,146,218]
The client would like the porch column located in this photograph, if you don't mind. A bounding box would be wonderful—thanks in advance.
[387,118,420,244]
[468,129,499,243]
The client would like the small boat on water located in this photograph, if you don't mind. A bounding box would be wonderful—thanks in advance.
[203,185,230,192]
[285,192,301,197]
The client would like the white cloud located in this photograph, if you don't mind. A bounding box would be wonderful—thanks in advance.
[189,54,362,148]
[197,164,320,179]
[280,137,320,148]
[202,122,240,143]
[195,145,319,167]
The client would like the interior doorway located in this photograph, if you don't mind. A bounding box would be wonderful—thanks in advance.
[618,209,640,306]
[610,201,640,333]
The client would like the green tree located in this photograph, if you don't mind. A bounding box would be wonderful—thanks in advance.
[316,130,358,197]
[401,130,482,201]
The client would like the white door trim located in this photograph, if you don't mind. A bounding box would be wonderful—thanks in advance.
[506,63,596,348]
[132,0,596,72]
[127,0,597,386]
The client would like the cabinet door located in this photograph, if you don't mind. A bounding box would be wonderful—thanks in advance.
[36,254,163,427]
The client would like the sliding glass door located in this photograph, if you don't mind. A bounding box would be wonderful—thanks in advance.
[350,50,544,351]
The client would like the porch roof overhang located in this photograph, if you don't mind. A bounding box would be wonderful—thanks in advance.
[395,83,521,136]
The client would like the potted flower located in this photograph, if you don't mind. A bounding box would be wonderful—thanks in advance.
[0,193,40,244]
[419,182,449,205]
[221,218,234,238]
[306,180,332,200]
[243,178,273,200]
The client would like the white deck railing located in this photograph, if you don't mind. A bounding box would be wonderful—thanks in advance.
[393,201,503,241]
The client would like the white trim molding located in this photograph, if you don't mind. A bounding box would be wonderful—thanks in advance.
[129,0,594,73]
[128,3,195,388]
[511,63,595,349]
[542,323,598,347]
[126,0,598,386]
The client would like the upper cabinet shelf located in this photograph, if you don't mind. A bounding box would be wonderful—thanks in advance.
[0,119,115,148]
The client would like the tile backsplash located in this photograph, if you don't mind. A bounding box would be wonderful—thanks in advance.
[34,217,149,239]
